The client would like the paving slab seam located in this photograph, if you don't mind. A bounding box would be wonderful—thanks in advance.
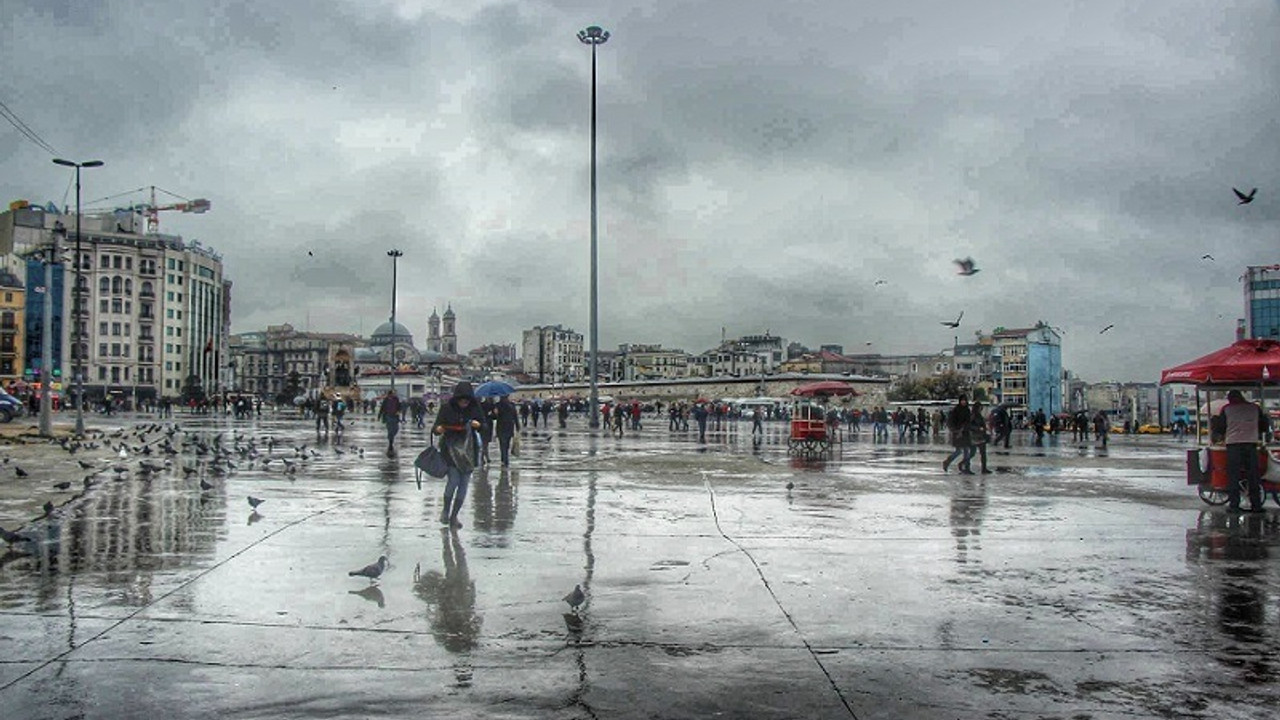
[703,472,861,720]
[0,489,375,694]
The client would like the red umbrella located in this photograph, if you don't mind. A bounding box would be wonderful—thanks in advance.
[1160,339,1280,385]
[790,380,858,397]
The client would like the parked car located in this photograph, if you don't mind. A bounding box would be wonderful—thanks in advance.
[0,391,25,423]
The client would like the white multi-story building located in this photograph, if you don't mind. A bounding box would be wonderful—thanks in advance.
[521,325,584,383]
[3,204,228,404]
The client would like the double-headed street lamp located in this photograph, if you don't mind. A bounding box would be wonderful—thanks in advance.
[52,158,104,436]
[578,24,609,430]
[387,249,403,398]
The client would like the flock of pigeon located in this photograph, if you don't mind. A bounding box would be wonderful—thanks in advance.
[0,422,363,554]
[2,420,590,621]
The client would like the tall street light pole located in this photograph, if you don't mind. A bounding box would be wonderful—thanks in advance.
[387,249,403,398]
[53,158,103,436]
[578,24,609,430]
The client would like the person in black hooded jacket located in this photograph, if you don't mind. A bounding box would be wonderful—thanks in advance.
[433,382,487,529]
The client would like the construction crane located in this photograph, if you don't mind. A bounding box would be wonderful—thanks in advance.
[143,185,210,234]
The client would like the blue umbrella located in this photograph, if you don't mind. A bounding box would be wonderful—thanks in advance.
[474,380,515,398]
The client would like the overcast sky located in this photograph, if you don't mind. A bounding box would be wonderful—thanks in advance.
[3,0,1277,381]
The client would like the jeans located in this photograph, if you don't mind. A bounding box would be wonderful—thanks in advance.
[944,445,974,471]
[443,465,472,521]
[385,418,400,448]
[498,435,513,465]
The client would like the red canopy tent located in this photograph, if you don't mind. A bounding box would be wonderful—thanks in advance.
[790,380,858,397]
[1160,339,1280,386]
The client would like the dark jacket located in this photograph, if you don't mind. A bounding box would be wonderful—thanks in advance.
[947,404,972,447]
[434,397,486,468]
[494,399,519,438]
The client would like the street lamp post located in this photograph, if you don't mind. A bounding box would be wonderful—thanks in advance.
[52,158,103,436]
[578,24,609,430]
[387,249,403,398]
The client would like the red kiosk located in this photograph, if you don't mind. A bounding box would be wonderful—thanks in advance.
[1160,339,1280,506]
[787,381,857,456]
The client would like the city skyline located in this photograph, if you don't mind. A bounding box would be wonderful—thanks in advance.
[2,1,1277,384]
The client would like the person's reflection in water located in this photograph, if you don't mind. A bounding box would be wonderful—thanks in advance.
[471,469,494,534]
[948,476,988,575]
[494,468,517,536]
[413,529,481,653]
[1186,511,1277,685]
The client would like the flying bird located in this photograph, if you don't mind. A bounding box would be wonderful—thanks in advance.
[308,250,314,256]
[247,496,265,510]
[349,555,389,581]
[941,311,964,329]
[873,279,888,287]
[1233,187,1257,205]
[1100,324,1115,334]
[1201,254,1214,261]
[563,584,586,612]
[953,257,980,276]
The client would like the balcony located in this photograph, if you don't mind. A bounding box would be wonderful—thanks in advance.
[139,335,155,343]
[139,290,155,298]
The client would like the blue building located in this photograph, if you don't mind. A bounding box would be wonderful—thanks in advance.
[24,257,65,385]
[992,323,1063,417]
[1243,265,1280,339]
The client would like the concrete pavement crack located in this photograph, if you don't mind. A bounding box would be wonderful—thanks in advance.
[703,473,860,720]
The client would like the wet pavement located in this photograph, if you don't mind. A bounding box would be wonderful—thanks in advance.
[1,412,1277,719]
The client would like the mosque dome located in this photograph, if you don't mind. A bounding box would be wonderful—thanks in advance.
[371,321,415,346]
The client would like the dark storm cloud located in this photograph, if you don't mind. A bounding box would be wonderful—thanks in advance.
[4,0,1279,380]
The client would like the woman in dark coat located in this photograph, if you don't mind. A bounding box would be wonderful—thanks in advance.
[943,396,973,474]
[433,382,487,529]
[493,396,520,467]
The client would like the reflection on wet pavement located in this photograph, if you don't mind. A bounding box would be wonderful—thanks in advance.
[0,415,1278,718]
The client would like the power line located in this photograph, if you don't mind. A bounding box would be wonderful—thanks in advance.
[83,187,148,207]
[0,97,59,156]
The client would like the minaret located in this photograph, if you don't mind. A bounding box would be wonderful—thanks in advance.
[428,307,441,353]
[442,304,457,355]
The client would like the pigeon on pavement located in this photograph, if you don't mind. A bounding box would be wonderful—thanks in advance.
[563,584,586,612]
[15,465,28,478]
[247,496,265,510]
[349,555,389,581]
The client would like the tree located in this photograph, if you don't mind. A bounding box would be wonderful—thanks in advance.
[928,371,969,401]
[887,377,931,402]
[181,373,205,404]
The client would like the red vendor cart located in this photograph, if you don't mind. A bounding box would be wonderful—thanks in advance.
[1160,339,1280,506]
